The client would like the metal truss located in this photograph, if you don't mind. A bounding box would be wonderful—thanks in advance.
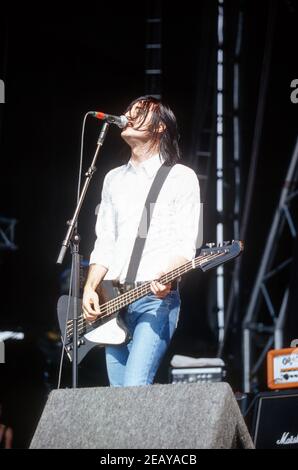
[242,137,298,392]
[145,3,162,99]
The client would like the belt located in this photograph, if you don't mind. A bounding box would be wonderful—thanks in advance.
[116,279,179,294]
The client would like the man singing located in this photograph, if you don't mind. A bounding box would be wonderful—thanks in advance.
[82,95,200,386]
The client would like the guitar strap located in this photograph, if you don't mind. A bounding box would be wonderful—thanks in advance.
[125,161,174,283]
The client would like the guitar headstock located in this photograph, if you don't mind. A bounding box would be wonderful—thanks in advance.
[199,240,244,272]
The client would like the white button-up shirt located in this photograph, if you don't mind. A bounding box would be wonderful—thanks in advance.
[90,154,201,283]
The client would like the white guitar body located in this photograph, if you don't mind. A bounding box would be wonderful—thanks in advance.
[84,317,127,345]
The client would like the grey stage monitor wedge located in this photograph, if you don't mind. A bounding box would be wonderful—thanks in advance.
[30,382,254,449]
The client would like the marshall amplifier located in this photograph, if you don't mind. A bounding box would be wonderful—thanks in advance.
[252,389,298,448]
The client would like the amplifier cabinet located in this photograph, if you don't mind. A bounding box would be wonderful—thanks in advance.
[252,389,298,448]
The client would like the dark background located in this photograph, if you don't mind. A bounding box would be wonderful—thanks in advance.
[0,0,297,448]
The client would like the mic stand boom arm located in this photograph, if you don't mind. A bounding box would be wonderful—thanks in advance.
[56,121,110,388]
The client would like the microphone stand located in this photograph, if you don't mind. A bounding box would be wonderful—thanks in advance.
[56,121,110,388]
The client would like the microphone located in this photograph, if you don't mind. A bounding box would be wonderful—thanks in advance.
[91,111,128,128]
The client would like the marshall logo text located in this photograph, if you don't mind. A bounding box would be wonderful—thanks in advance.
[276,432,298,445]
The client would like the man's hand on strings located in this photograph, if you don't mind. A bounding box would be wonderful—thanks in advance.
[82,288,101,323]
[150,272,172,299]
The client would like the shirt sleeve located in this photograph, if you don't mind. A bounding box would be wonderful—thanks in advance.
[174,169,201,260]
[89,171,116,269]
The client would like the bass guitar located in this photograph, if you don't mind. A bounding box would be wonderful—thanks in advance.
[57,240,243,363]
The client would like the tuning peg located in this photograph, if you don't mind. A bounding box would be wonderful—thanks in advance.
[206,242,216,248]
[223,241,230,246]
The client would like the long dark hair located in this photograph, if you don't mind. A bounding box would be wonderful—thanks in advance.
[124,95,181,166]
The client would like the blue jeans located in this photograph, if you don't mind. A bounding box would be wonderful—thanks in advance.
[105,290,181,386]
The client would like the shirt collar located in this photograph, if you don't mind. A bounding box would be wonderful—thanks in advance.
[126,153,165,178]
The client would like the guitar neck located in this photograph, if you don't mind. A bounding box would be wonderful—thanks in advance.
[99,250,225,315]
[121,260,192,305]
